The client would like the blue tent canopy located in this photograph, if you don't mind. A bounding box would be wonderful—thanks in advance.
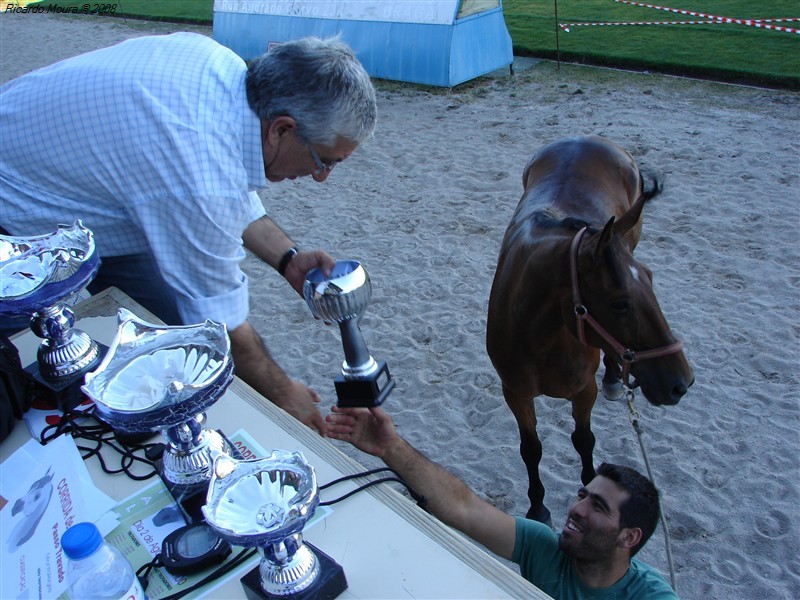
[213,0,514,87]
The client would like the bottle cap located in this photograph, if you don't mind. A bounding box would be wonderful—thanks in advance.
[61,522,103,560]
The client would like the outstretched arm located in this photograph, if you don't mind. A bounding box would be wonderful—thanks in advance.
[229,320,326,435]
[326,406,517,559]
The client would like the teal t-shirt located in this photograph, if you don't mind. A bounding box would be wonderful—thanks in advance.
[511,517,678,599]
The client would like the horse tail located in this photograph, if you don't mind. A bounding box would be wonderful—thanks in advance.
[641,169,664,202]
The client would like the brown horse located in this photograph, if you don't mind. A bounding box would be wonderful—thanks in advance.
[486,135,693,524]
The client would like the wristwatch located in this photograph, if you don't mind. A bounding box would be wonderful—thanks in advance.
[277,247,298,276]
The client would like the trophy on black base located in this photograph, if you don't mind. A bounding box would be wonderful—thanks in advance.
[303,260,395,408]
[203,452,347,600]
[0,221,103,410]
[82,309,241,522]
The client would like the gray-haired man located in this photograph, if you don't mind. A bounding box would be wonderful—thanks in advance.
[1,34,378,434]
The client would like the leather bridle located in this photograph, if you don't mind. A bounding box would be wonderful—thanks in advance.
[569,226,684,388]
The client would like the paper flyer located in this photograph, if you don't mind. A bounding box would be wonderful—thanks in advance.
[1,434,117,600]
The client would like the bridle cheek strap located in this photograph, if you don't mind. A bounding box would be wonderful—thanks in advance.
[569,227,684,386]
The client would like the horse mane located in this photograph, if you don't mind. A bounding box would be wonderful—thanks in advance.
[531,210,626,285]
[531,210,596,233]
[530,168,662,235]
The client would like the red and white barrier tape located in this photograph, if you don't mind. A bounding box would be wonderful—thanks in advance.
[560,20,714,32]
[614,0,800,34]
[558,20,717,33]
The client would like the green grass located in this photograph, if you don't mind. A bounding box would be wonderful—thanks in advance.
[504,1,799,89]
[108,0,212,23]
[39,0,799,89]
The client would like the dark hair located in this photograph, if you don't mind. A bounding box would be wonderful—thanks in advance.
[596,463,660,557]
[245,36,377,146]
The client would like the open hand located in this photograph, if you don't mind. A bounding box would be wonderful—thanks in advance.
[326,405,398,458]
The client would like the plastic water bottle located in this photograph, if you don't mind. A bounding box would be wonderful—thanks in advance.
[61,522,146,600]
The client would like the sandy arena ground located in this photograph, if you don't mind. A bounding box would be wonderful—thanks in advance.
[1,12,798,599]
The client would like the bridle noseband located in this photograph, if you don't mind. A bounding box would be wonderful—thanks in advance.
[569,226,684,387]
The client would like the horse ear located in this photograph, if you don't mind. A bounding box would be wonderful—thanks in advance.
[594,216,616,259]
[613,195,646,237]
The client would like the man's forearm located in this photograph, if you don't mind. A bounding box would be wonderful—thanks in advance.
[242,215,295,268]
[382,436,477,528]
[228,321,326,434]
[380,433,517,559]
[228,320,293,402]
[326,407,516,557]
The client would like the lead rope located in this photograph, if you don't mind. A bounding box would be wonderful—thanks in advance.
[625,387,678,592]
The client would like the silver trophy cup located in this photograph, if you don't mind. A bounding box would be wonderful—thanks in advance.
[303,260,394,407]
[203,452,347,599]
[0,221,101,394]
[82,309,237,520]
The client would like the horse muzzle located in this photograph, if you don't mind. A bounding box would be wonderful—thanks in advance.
[637,361,694,406]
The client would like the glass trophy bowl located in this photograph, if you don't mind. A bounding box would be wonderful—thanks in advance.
[82,309,235,492]
[203,452,346,599]
[0,220,100,382]
[303,260,394,408]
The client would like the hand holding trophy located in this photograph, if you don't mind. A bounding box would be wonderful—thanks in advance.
[303,260,394,408]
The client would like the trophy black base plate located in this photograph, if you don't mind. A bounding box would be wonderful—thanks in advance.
[156,429,244,524]
[241,542,347,600]
[24,343,108,412]
[335,360,395,408]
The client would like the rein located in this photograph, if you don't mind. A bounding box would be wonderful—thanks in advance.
[625,387,678,591]
[569,226,684,387]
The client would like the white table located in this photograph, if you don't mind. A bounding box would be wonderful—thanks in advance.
[3,288,549,599]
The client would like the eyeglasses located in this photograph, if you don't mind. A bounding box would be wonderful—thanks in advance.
[301,136,336,175]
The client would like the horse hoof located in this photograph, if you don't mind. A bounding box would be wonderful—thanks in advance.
[602,380,625,401]
[526,505,552,527]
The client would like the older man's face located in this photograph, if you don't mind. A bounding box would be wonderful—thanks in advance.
[261,119,357,183]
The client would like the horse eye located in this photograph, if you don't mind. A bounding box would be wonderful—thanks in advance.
[610,299,630,313]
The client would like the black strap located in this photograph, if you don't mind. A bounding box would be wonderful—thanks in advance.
[277,247,298,276]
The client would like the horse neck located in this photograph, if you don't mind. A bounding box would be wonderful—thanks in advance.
[500,228,576,318]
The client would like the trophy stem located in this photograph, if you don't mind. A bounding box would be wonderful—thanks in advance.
[32,303,100,380]
[159,417,239,523]
[257,537,320,597]
[160,416,235,487]
[338,320,377,377]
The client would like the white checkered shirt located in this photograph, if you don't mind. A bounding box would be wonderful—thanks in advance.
[0,32,267,329]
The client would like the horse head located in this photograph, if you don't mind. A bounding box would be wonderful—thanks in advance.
[573,216,694,406]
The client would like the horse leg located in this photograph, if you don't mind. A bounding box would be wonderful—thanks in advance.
[503,383,551,525]
[601,352,624,401]
[571,385,598,486]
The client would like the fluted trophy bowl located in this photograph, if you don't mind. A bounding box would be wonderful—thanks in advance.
[203,452,322,597]
[82,309,235,487]
[0,220,100,380]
